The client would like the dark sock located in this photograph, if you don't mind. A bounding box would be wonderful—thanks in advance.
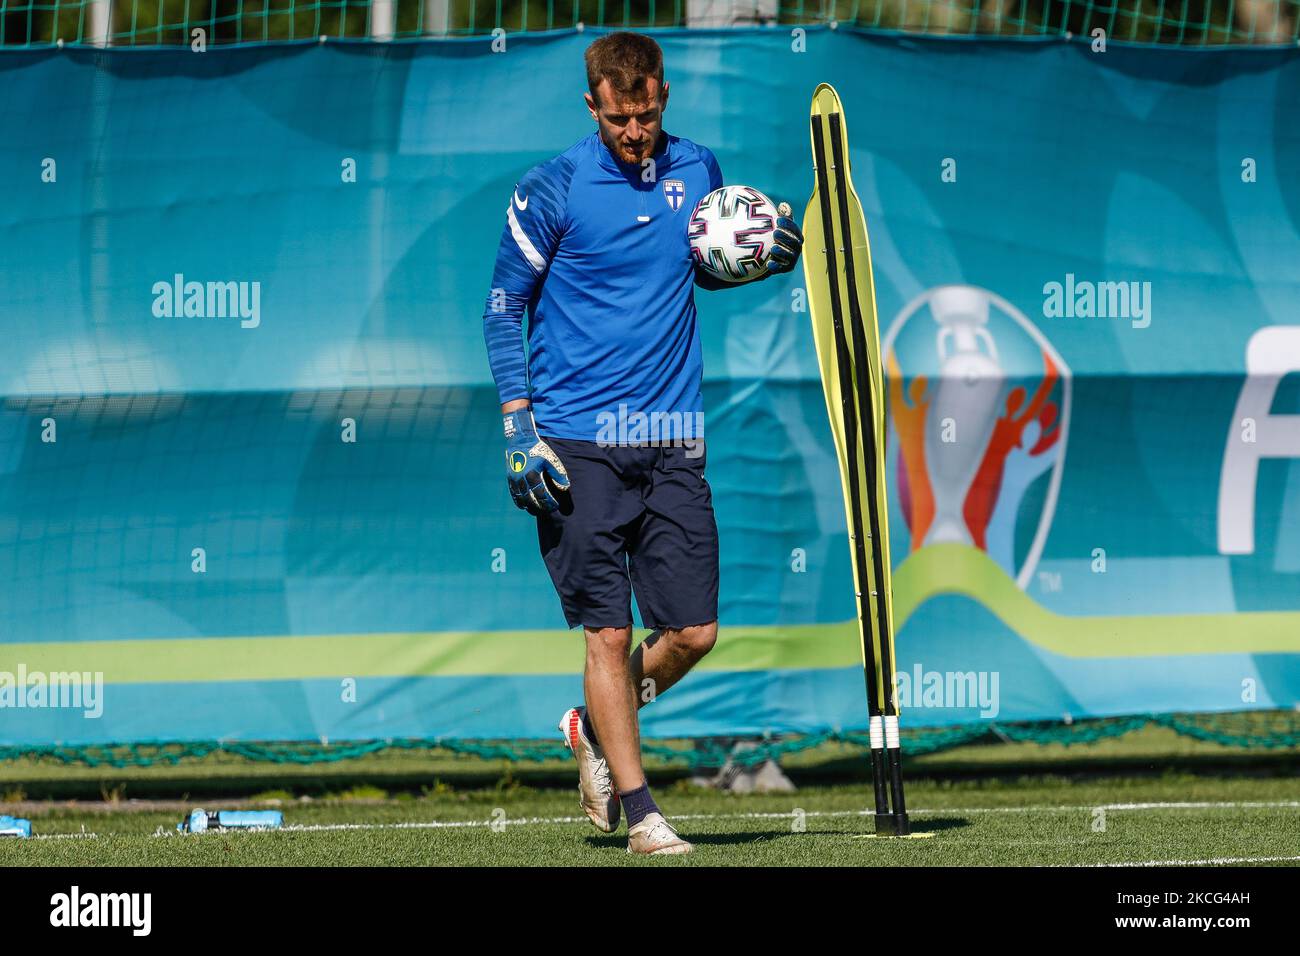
[580,709,599,746]
[620,782,659,828]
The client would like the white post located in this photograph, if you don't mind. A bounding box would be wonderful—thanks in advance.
[86,0,113,46]
[686,0,778,26]
[424,0,451,36]
[370,0,397,40]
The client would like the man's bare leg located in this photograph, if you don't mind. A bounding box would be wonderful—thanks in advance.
[583,622,719,778]
[629,622,718,706]
[582,622,719,786]
[583,622,715,856]
[583,625,643,792]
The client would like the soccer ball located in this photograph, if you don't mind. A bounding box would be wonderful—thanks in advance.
[688,185,779,284]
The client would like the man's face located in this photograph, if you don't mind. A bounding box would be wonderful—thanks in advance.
[585,77,669,166]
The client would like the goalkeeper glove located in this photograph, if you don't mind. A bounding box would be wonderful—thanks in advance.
[503,407,570,515]
[766,202,804,276]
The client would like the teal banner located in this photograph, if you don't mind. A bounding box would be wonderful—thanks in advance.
[1,29,1298,745]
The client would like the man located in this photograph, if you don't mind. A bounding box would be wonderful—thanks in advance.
[481,32,803,855]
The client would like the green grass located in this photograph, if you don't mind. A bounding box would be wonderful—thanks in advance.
[2,724,1297,866]
[2,775,1298,866]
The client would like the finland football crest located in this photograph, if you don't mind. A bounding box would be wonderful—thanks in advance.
[662,179,686,212]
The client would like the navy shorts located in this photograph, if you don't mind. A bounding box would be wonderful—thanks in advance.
[536,437,720,631]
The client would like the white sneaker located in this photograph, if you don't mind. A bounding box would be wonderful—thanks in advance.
[558,707,620,833]
[627,812,693,855]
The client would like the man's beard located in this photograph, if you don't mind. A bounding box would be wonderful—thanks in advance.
[605,128,660,164]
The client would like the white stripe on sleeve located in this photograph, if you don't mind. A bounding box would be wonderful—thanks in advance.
[506,202,547,273]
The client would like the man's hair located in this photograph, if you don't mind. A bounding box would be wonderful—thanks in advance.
[585,32,664,108]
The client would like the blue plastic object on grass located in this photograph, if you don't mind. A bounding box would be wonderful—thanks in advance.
[218,811,283,829]
[0,816,32,838]
[178,809,284,833]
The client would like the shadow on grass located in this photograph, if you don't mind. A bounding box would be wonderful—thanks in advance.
[581,816,969,850]
[583,829,821,851]
[904,817,969,835]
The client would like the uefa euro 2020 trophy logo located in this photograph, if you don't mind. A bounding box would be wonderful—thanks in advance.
[883,285,1071,589]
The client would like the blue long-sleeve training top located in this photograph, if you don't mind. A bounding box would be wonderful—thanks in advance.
[482,130,724,441]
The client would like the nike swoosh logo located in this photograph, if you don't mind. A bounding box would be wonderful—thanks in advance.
[513,189,528,211]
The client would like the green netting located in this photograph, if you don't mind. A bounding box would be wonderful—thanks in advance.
[3,710,1295,769]
[1,0,1297,46]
